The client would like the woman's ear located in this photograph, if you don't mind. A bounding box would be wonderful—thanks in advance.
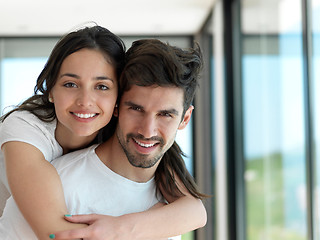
[178,105,194,130]
[48,94,54,103]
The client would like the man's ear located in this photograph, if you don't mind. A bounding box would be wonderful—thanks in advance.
[113,104,119,117]
[178,105,194,130]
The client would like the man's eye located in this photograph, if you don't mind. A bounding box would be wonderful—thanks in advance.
[160,112,173,118]
[63,82,77,88]
[96,85,109,90]
[130,106,142,111]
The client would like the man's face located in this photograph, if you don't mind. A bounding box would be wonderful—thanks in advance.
[115,85,193,169]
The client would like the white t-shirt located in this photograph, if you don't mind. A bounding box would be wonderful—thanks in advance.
[0,110,62,191]
[0,110,62,239]
[0,112,181,239]
[0,144,180,239]
[53,145,180,240]
[53,145,162,215]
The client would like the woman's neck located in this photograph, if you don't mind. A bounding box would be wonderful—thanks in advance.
[55,124,98,154]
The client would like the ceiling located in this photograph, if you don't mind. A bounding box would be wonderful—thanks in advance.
[0,0,215,37]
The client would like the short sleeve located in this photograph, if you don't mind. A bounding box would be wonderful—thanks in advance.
[0,111,63,161]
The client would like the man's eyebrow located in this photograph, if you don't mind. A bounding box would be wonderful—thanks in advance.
[59,73,114,82]
[159,109,179,116]
[124,101,144,109]
[124,101,179,115]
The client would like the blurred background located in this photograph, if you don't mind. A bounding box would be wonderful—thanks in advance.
[0,0,319,239]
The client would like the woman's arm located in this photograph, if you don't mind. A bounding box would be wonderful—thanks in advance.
[52,173,207,240]
[3,141,86,239]
[124,173,207,239]
[122,196,206,239]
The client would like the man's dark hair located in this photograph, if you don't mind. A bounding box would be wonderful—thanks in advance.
[119,39,202,116]
[120,39,207,199]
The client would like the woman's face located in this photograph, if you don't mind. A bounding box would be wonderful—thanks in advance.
[50,48,118,139]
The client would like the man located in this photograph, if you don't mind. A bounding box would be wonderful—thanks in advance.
[51,39,207,240]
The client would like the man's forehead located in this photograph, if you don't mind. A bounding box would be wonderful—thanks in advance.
[121,85,184,111]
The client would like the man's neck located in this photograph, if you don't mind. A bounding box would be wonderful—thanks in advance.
[95,134,156,183]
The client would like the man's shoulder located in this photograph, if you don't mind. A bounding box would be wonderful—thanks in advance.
[52,144,99,171]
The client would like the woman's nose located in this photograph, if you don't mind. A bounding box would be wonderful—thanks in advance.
[76,89,94,107]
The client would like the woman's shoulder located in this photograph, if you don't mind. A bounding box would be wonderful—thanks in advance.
[0,110,61,161]
[3,110,54,127]
[1,109,56,142]
[4,109,38,121]
[52,144,99,171]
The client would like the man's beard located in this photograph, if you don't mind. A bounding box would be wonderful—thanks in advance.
[117,132,165,168]
[123,149,163,168]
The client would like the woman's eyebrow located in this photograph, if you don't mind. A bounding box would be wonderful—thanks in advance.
[59,73,79,79]
[95,76,115,82]
[59,73,114,82]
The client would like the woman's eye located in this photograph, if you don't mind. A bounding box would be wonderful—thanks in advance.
[63,82,77,88]
[96,85,109,91]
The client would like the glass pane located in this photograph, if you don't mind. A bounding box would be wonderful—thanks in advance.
[241,0,307,239]
[0,57,47,114]
[312,0,320,239]
[176,118,194,174]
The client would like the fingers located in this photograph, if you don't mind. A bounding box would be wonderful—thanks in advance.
[50,215,98,239]
[51,227,90,240]
[64,214,98,224]
[51,214,107,239]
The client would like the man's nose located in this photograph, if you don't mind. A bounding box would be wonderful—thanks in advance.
[137,115,157,139]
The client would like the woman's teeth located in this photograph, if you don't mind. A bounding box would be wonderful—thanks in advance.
[73,113,96,119]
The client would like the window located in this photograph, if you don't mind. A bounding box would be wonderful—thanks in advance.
[0,38,57,113]
[1,57,47,113]
[241,0,307,239]
[312,0,320,239]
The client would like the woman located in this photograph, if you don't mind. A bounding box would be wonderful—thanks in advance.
[0,25,124,239]
[0,25,206,239]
